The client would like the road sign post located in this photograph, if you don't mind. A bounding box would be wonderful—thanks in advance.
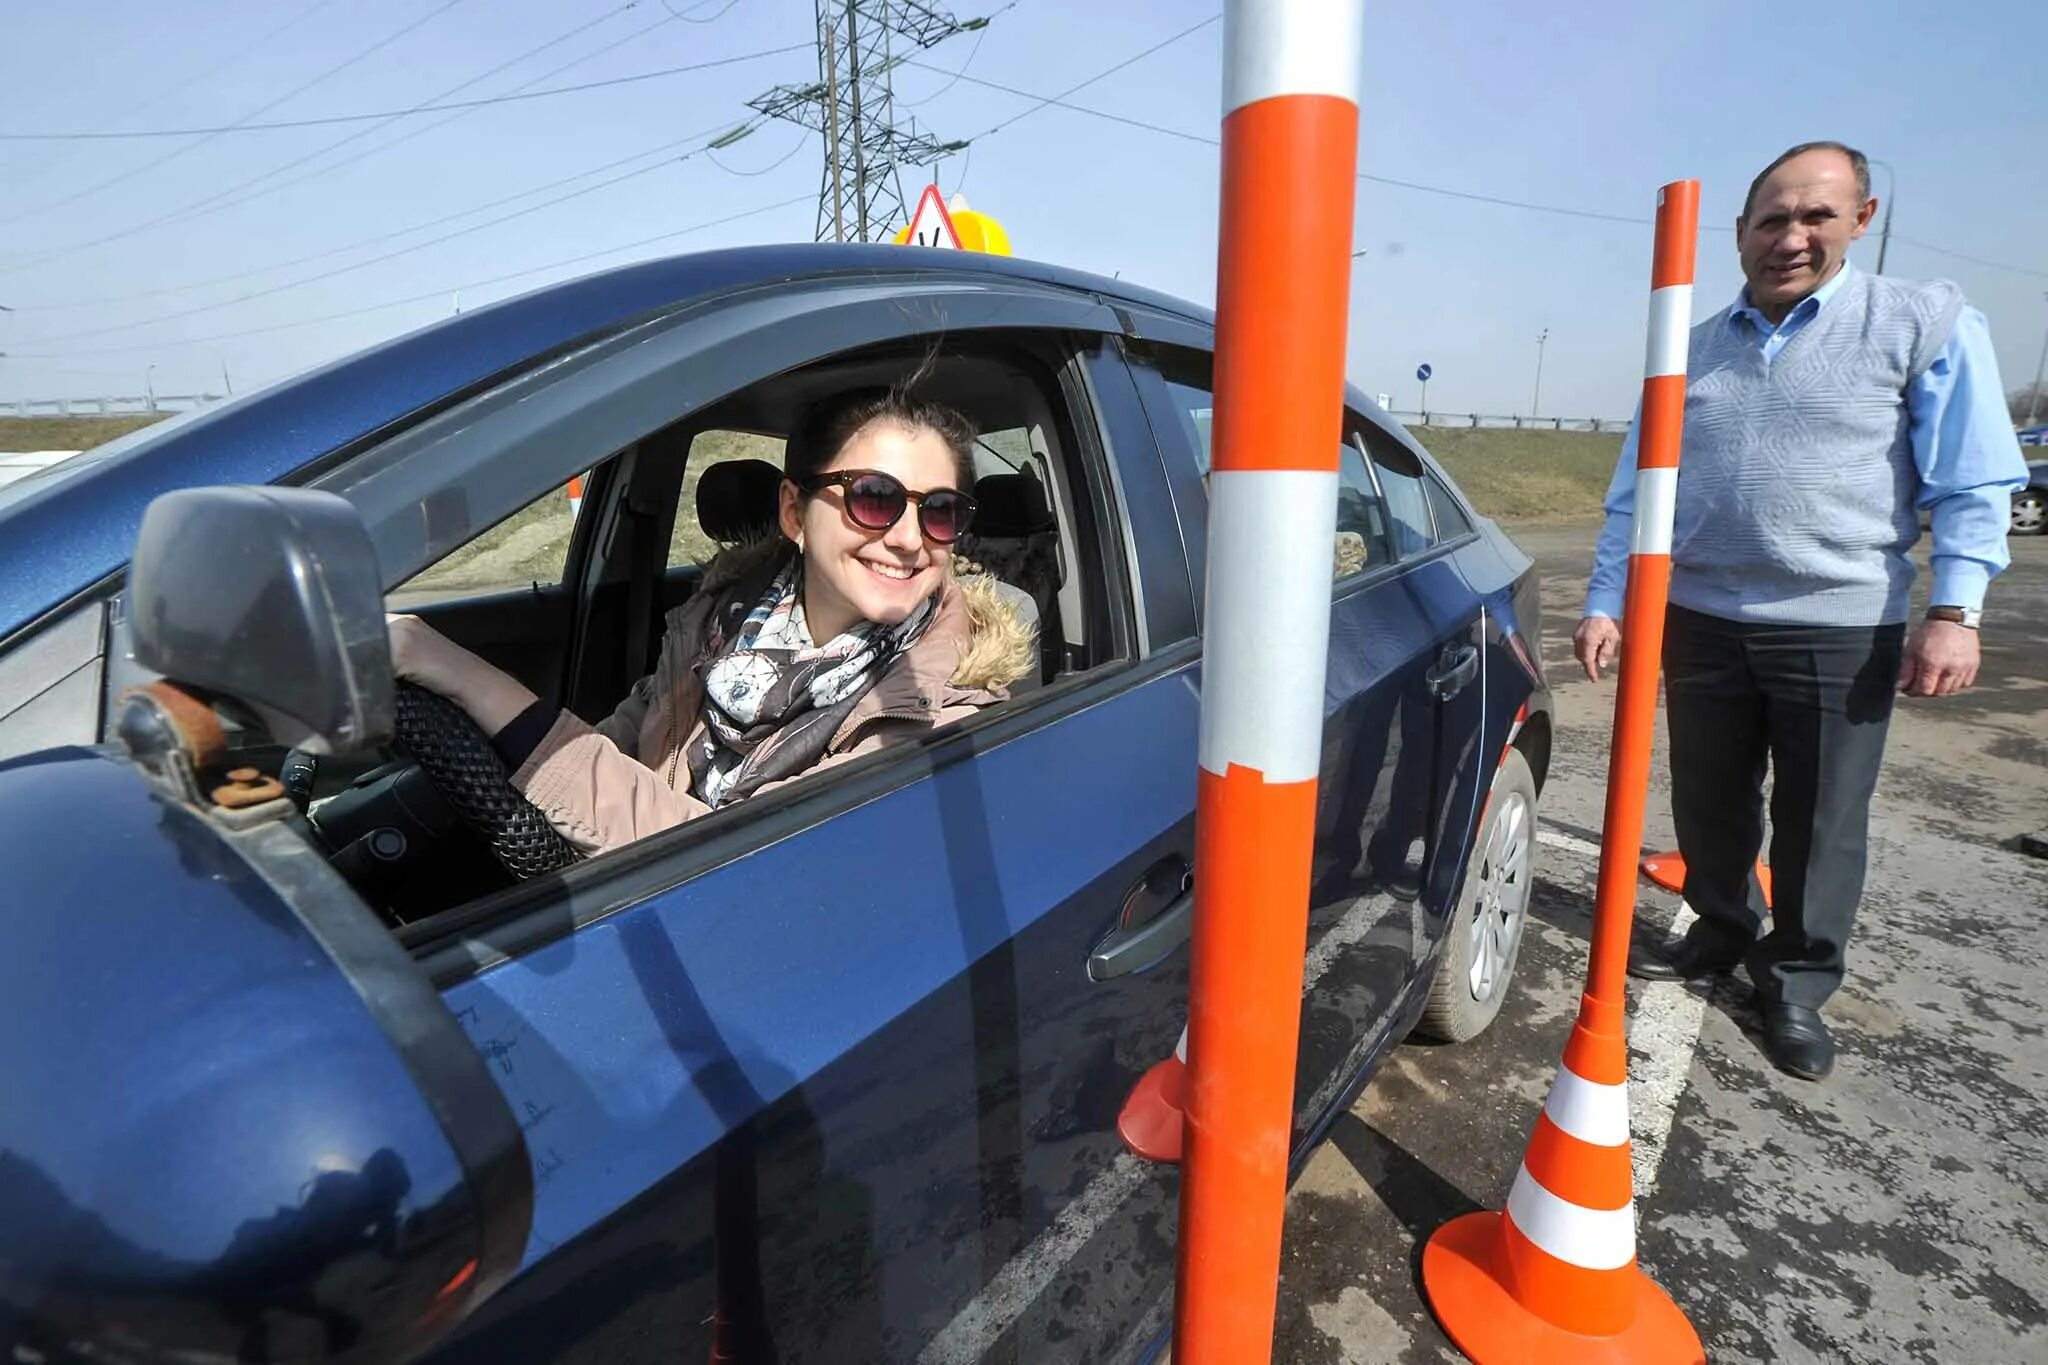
[1173,3,1363,1361]
[1417,361,1432,414]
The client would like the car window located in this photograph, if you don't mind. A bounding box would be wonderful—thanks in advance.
[1426,472,1476,540]
[1160,378,1215,475]
[667,430,787,568]
[392,480,579,602]
[1334,440,1391,579]
[1150,359,1388,581]
[1360,431,1435,556]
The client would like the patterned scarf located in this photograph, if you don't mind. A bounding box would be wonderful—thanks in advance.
[689,556,941,808]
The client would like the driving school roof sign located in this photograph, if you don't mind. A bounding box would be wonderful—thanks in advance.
[893,184,1011,255]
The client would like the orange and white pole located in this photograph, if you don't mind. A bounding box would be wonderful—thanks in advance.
[1174,3,1362,1361]
[1588,180,1699,1001]
[1420,182,1703,1364]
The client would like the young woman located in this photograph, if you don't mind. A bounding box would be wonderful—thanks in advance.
[388,381,1036,855]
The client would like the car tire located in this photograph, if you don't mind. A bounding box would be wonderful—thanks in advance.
[2012,489,2047,537]
[1416,747,1538,1043]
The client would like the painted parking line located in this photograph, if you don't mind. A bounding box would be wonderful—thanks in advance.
[919,882,1412,1364]
[926,831,1710,1359]
[1533,825,1705,1194]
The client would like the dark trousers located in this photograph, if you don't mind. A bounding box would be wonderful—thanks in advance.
[1663,605,1904,1009]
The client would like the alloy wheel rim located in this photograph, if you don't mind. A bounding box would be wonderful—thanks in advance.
[1467,790,1532,1002]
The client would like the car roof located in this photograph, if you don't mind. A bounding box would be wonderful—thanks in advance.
[0,244,1212,642]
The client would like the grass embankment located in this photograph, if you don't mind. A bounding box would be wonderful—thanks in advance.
[1411,426,1620,525]
[0,415,168,451]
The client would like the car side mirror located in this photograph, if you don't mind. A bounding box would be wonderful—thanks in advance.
[128,486,393,755]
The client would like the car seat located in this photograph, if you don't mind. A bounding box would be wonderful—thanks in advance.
[695,458,784,551]
[960,472,1064,683]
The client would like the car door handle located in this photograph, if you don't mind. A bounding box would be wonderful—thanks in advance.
[1426,643,1479,699]
[1089,859,1195,982]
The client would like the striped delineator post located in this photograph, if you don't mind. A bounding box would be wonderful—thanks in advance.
[1172,3,1362,1360]
[1420,182,1705,1365]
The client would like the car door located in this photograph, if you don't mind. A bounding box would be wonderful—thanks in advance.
[1124,343,1473,1142]
[1357,425,1490,947]
[334,312,1205,1364]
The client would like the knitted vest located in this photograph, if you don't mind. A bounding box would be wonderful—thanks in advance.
[1670,268,1963,626]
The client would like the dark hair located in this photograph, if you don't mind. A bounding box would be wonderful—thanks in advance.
[785,371,978,494]
[1742,141,1871,220]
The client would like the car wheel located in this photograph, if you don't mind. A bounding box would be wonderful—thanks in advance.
[1416,747,1537,1043]
[2012,489,2047,537]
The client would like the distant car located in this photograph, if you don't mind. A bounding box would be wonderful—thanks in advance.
[0,246,1551,1365]
[2015,458,2048,536]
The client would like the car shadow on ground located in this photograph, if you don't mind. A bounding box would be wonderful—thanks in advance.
[1323,1112,1486,1303]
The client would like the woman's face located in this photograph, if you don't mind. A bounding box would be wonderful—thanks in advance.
[779,418,961,641]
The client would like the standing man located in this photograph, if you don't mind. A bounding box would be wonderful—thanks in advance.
[1576,142,2029,1081]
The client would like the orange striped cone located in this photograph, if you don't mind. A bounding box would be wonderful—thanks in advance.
[1423,995,1702,1362]
[1640,850,1774,906]
[1118,1025,1189,1163]
[566,473,584,520]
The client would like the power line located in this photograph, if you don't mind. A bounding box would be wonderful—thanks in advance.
[900,1,1012,106]
[85,4,705,278]
[965,13,1217,141]
[0,0,344,222]
[9,194,813,358]
[0,42,813,142]
[662,0,749,20]
[1891,234,2048,282]
[50,2,646,256]
[8,125,736,313]
[707,127,814,178]
[9,123,765,348]
[917,53,2048,278]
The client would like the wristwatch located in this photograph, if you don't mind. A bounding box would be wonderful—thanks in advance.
[1926,605,1982,630]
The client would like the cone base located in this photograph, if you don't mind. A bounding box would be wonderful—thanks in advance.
[1116,1056,1185,1164]
[1422,1212,1703,1365]
[1640,850,1775,906]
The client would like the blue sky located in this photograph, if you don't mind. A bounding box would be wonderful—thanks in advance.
[1,0,2044,418]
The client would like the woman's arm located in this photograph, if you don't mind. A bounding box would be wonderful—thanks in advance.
[386,614,538,734]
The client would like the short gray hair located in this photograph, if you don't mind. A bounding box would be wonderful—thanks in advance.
[1742,141,1871,219]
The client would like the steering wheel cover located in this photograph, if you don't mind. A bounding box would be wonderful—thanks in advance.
[392,683,582,879]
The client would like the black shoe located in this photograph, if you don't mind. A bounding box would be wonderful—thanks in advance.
[1626,933,1744,983]
[1761,1002,1835,1081]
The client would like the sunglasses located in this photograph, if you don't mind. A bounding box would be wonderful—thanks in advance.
[803,469,978,545]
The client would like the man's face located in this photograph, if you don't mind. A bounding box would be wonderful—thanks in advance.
[1736,150,1877,316]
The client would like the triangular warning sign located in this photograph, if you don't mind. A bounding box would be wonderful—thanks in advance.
[902,183,961,249]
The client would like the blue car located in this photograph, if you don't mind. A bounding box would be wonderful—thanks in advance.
[0,245,1551,1364]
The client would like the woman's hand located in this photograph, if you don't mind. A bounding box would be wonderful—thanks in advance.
[386,614,540,735]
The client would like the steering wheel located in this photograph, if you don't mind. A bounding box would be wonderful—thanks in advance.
[391,682,583,880]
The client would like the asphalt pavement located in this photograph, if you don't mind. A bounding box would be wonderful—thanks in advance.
[1272,524,2048,1364]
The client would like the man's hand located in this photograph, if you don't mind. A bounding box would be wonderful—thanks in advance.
[1573,616,1622,683]
[1898,619,1980,698]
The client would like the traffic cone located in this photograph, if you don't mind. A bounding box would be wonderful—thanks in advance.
[566,474,584,520]
[1422,992,1702,1363]
[1640,850,1773,906]
[1118,1025,1188,1163]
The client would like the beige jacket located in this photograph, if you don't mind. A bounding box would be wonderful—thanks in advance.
[510,544,1036,855]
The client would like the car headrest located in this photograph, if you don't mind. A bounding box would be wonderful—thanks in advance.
[971,472,1056,538]
[696,459,784,544]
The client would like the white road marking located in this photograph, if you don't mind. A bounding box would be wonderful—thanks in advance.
[1537,828,1603,859]
[1530,829,1706,1195]
[926,831,1710,1358]
[916,1155,1154,1364]
[919,886,1404,1364]
[1625,899,1702,1196]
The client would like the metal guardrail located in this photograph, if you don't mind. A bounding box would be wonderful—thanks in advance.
[1386,410,1633,434]
[2,393,225,418]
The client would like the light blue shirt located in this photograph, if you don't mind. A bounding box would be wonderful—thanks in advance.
[1585,264,2028,619]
